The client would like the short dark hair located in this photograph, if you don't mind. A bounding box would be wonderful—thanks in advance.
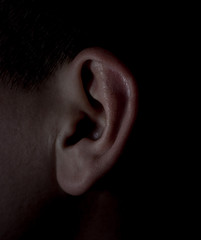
[0,0,85,89]
[0,0,148,90]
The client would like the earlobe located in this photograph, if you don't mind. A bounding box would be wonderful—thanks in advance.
[55,48,138,196]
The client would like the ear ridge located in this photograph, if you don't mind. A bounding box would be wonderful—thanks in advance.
[86,52,137,153]
[55,48,137,196]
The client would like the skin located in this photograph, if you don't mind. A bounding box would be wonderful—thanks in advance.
[0,79,61,239]
[0,77,122,240]
[0,74,114,240]
[0,48,137,239]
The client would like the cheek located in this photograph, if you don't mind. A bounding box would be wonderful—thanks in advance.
[0,129,33,238]
[0,118,57,239]
[0,88,60,238]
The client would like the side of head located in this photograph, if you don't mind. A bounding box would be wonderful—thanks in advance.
[0,1,139,239]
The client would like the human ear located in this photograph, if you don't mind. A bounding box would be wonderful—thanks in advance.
[55,48,138,195]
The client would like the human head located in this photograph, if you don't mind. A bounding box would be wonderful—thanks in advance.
[0,1,148,239]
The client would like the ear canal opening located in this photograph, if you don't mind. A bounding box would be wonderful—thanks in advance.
[64,116,102,147]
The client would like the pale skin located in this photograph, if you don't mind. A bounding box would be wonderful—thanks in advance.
[0,48,137,239]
